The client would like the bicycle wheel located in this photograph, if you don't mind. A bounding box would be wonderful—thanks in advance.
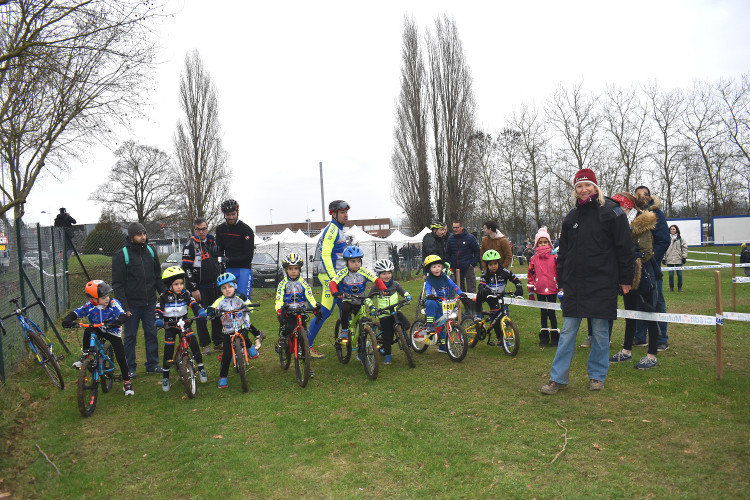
[360,323,379,381]
[501,318,520,356]
[446,322,468,362]
[413,286,426,324]
[278,333,291,370]
[294,328,311,388]
[100,342,114,393]
[179,352,197,398]
[461,318,482,349]
[233,336,249,393]
[333,319,351,364]
[28,331,64,390]
[77,357,98,417]
[395,324,416,368]
[409,321,428,354]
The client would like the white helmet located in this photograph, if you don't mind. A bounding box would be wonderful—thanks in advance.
[373,259,395,273]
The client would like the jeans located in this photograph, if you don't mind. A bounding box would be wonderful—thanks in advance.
[123,303,159,373]
[634,278,667,344]
[550,317,610,384]
[667,264,683,290]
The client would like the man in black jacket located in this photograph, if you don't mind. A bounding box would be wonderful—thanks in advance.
[422,222,447,268]
[182,217,222,352]
[112,222,166,377]
[54,208,76,258]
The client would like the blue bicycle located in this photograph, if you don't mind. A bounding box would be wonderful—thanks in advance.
[74,321,118,417]
[0,297,64,389]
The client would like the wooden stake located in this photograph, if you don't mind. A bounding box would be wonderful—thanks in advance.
[715,271,724,381]
[732,252,736,312]
[455,268,462,320]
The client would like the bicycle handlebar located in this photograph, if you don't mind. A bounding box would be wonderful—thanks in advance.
[2,297,44,320]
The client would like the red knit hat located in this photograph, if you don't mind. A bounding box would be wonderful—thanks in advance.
[573,168,598,187]
[612,192,636,210]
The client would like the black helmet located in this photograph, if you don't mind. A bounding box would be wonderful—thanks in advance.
[221,199,239,213]
[328,200,350,215]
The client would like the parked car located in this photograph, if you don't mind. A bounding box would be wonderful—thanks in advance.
[160,251,182,273]
[252,252,283,288]
[22,250,50,268]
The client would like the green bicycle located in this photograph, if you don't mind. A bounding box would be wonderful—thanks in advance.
[460,293,520,356]
[333,291,381,381]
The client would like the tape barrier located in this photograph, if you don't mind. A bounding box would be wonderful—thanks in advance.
[733,277,750,284]
[688,250,737,257]
[659,263,750,272]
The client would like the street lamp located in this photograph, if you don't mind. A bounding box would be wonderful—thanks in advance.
[270,208,274,225]
[306,208,316,235]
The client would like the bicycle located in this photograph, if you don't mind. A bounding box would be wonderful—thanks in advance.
[409,296,468,362]
[159,317,203,399]
[0,297,64,389]
[277,304,317,388]
[218,303,260,393]
[73,322,119,417]
[332,291,381,380]
[373,299,416,368]
[460,293,520,356]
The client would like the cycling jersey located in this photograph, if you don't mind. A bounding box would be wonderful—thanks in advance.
[72,299,126,336]
[329,267,386,297]
[216,220,255,269]
[156,289,202,324]
[425,273,462,299]
[208,292,253,334]
[182,234,221,290]
[275,276,317,311]
[317,219,347,279]
[479,267,520,295]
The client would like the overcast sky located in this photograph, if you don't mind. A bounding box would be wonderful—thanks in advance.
[23,0,750,228]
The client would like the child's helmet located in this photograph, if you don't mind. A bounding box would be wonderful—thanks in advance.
[216,272,237,288]
[342,245,364,259]
[282,253,304,268]
[373,259,394,273]
[482,249,501,262]
[429,222,446,230]
[162,266,186,287]
[423,254,443,269]
[328,200,350,214]
[220,199,239,213]
[85,280,113,299]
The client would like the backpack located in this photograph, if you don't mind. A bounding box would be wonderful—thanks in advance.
[122,245,159,282]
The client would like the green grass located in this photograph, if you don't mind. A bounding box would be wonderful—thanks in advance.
[1,249,749,498]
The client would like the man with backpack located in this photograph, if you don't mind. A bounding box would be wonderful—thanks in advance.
[112,222,166,378]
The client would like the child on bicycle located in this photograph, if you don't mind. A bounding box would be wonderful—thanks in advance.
[329,245,388,345]
[475,250,523,346]
[156,266,208,392]
[207,272,261,389]
[61,280,133,396]
[366,259,411,365]
[275,253,320,352]
[423,254,466,353]
[526,228,559,346]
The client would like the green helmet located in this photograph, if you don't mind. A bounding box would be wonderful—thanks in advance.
[482,249,501,262]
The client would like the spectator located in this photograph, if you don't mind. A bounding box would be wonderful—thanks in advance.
[741,243,750,277]
[54,207,76,259]
[541,168,634,395]
[112,222,166,377]
[422,222,448,267]
[664,224,688,292]
[446,220,480,316]
[479,220,512,270]
[527,227,559,346]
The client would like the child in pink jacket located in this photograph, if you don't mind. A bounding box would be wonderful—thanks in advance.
[527,228,559,346]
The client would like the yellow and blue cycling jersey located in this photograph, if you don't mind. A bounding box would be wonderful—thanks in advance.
[317,219,347,279]
[275,276,317,311]
[330,267,385,297]
[425,273,463,300]
[208,292,253,334]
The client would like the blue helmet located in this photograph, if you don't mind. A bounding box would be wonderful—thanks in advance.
[216,272,237,288]
[342,245,364,259]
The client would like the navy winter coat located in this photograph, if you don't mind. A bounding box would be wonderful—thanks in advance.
[446,230,480,270]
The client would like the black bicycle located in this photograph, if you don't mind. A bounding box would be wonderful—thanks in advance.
[374,299,416,368]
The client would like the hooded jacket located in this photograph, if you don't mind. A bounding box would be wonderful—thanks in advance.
[628,209,657,289]
[642,196,669,278]
[557,197,635,320]
[112,238,166,311]
[479,232,512,269]
[446,230,480,270]
[664,234,688,265]
[422,231,447,263]
[181,234,221,291]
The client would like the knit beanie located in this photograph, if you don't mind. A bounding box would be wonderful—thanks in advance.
[534,227,551,248]
[573,168,598,188]
[128,222,146,239]
[612,192,636,210]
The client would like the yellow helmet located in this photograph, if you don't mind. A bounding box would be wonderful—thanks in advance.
[423,254,443,269]
[161,266,186,287]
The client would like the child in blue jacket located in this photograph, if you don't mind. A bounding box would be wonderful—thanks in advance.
[423,255,466,353]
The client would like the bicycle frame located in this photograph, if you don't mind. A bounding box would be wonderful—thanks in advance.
[77,322,117,383]
[1,299,53,361]
[286,306,314,359]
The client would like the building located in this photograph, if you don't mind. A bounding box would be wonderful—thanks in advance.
[255,218,392,240]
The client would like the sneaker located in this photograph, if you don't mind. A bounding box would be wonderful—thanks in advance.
[145,366,163,374]
[72,357,84,369]
[202,345,212,355]
[339,329,349,344]
[669,288,674,292]
[162,378,170,391]
[657,343,669,352]
[213,344,222,352]
[437,343,448,354]
[123,381,134,396]
[218,377,228,389]
[254,330,266,350]
[632,340,648,347]
[541,380,568,394]
[635,356,658,370]
[199,368,208,383]
[383,354,392,365]
[247,345,259,359]
[580,336,592,348]
[128,370,137,379]
[589,379,604,391]
[309,347,326,359]
[609,351,632,363]
[678,288,684,292]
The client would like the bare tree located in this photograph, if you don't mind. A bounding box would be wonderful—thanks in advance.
[391,17,431,231]
[495,128,527,240]
[716,75,750,210]
[174,50,230,228]
[91,141,176,224]
[426,15,477,225]
[0,0,162,220]
[467,130,498,222]
[512,103,550,229]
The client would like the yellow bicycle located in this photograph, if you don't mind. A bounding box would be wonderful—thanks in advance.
[460,293,520,356]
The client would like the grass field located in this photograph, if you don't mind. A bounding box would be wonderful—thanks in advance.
[1,248,749,498]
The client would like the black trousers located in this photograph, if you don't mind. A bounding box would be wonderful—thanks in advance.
[195,286,223,347]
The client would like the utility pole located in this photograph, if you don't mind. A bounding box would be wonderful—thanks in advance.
[319,162,325,222]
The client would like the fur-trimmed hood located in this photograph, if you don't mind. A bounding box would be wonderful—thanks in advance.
[630,209,657,236]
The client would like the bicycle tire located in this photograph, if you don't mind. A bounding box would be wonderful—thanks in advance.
[233,336,249,393]
[409,321,428,354]
[77,357,98,417]
[461,318,482,349]
[28,331,64,390]
[446,322,468,362]
[294,327,311,388]
[360,323,379,381]
[279,333,291,370]
[180,352,197,398]
[501,318,520,357]
[413,285,426,324]
[395,324,416,368]
[100,342,114,393]
[333,319,351,364]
